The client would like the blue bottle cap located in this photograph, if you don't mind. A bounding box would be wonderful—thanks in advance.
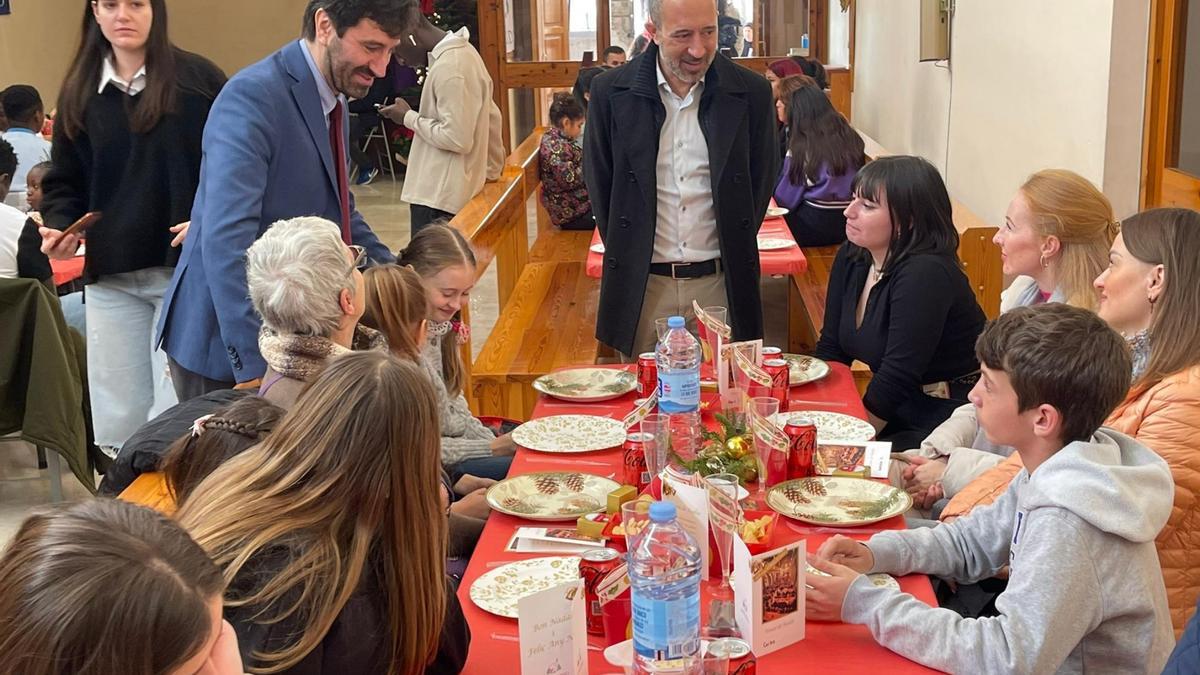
[667,316,685,329]
[649,501,676,523]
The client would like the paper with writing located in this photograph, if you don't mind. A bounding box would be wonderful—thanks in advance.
[518,580,589,675]
[733,539,806,656]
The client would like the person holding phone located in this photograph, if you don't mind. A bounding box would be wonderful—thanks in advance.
[347,53,404,186]
[38,0,226,458]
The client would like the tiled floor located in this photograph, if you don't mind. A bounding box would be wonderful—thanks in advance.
[0,174,510,546]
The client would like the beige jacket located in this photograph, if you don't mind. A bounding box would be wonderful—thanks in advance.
[401,28,505,214]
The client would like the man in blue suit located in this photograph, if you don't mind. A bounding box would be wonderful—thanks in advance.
[158,0,413,397]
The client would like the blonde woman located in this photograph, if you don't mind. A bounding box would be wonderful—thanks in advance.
[399,223,515,481]
[901,170,1120,508]
[178,352,468,673]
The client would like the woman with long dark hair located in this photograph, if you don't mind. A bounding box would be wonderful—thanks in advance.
[38,0,225,456]
[774,79,865,246]
[815,156,986,446]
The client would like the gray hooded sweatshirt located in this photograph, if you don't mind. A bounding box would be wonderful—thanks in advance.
[842,429,1176,674]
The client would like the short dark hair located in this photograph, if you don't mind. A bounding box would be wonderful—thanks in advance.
[0,138,17,179]
[850,155,960,273]
[548,92,584,127]
[572,66,605,112]
[975,303,1131,444]
[1,85,43,125]
[301,0,416,40]
[602,46,626,59]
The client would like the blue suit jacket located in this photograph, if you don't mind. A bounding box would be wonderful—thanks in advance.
[157,41,394,383]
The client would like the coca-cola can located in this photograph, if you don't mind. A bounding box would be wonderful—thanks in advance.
[785,417,818,480]
[580,548,622,635]
[761,347,783,360]
[763,358,790,412]
[623,432,653,493]
[707,637,757,675]
[636,352,657,396]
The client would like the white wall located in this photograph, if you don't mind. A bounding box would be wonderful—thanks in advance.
[827,0,850,67]
[852,0,1149,224]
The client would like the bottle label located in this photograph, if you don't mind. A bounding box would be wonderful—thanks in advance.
[657,367,700,413]
[631,590,701,660]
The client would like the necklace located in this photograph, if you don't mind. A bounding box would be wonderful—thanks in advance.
[869,264,884,282]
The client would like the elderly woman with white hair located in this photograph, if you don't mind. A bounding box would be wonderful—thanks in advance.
[248,216,386,408]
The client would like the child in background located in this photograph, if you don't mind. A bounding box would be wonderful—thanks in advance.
[538,93,593,231]
[807,304,1176,673]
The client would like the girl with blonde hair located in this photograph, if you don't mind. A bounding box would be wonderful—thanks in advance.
[399,223,515,481]
[994,169,1119,311]
[177,351,469,673]
[361,264,429,362]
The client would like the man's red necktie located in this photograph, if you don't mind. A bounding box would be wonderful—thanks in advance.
[328,100,352,244]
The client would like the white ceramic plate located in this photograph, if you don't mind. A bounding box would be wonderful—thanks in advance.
[768,476,912,526]
[757,237,796,251]
[486,471,619,520]
[771,410,875,443]
[590,243,605,254]
[766,206,790,218]
[469,556,581,618]
[512,414,628,453]
[780,354,831,386]
[532,367,637,403]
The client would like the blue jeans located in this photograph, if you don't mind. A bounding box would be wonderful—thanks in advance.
[59,291,86,338]
[452,454,513,482]
[85,267,177,448]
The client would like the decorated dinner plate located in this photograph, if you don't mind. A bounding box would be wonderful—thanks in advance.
[469,556,582,618]
[590,243,606,254]
[781,353,831,386]
[766,206,790,218]
[771,410,875,443]
[512,414,628,453]
[532,367,637,403]
[486,471,620,521]
[757,237,796,251]
[768,476,912,526]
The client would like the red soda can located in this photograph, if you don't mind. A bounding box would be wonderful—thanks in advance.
[623,432,653,493]
[763,358,790,413]
[708,638,757,675]
[580,548,622,635]
[761,347,782,360]
[636,352,657,396]
[785,417,818,480]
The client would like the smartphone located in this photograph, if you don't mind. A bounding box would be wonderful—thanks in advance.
[61,211,102,238]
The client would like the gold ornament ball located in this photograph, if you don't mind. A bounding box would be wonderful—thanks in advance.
[724,435,750,459]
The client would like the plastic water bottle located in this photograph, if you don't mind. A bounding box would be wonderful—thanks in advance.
[656,316,702,459]
[630,501,702,674]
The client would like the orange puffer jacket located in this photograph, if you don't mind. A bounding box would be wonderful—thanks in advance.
[942,366,1200,636]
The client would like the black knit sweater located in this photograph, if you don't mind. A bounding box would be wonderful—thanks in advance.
[41,50,225,282]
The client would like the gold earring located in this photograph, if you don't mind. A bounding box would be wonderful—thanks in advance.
[1039,254,1049,269]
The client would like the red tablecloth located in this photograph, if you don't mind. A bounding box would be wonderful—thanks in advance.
[457,363,938,674]
[585,217,807,279]
[51,257,84,287]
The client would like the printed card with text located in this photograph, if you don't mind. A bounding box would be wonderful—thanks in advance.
[814,441,893,477]
[518,580,588,675]
[732,538,806,656]
[662,473,710,580]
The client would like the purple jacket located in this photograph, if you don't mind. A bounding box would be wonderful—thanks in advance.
[774,156,858,211]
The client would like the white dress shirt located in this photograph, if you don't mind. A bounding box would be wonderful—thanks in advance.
[98,54,147,95]
[652,59,719,264]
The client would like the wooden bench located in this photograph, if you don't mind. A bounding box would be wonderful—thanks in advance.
[472,261,601,418]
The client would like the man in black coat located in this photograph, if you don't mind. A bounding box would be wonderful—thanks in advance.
[584,0,778,357]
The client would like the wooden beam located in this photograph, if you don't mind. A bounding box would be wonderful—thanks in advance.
[477,0,511,148]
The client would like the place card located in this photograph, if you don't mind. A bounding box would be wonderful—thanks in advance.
[506,527,608,554]
[663,472,711,580]
[518,580,589,675]
[623,391,659,431]
[732,538,806,657]
[815,441,893,477]
[718,340,763,397]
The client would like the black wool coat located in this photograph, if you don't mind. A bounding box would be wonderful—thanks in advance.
[584,44,779,355]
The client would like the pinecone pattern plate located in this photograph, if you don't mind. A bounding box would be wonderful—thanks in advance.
[532,367,638,403]
[767,477,912,526]
[486,471,620,521]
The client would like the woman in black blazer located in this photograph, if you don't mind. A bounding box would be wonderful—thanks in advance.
[815,156,986,447]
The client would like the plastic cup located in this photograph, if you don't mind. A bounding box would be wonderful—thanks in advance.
[620,500,653,554]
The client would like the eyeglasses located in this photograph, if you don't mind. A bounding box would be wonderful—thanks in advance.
[349,244,367,270]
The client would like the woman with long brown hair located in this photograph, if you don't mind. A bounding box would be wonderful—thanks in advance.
[0,499,242,675]
[177,351,469,673]
[37,0,225,457]
[399,223,515,481]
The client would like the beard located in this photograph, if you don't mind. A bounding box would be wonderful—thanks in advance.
[327,38,375,99]
[663,50,715,85]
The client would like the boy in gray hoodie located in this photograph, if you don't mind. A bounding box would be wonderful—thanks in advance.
[806,304,1176,674]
